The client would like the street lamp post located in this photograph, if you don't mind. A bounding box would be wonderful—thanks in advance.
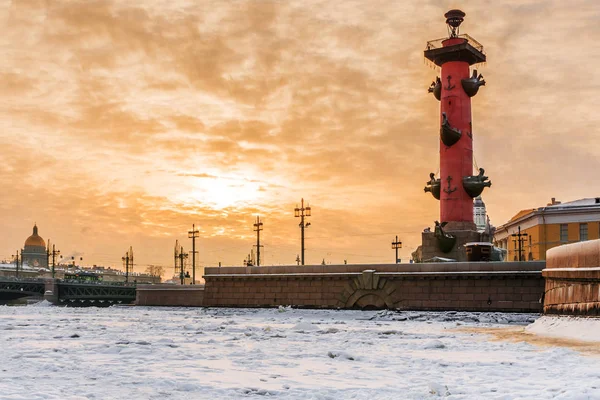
[392,236,403,264]
[253,216,264,266]
[511,226,528,262]
[127,248,132,279]
[122,254,128,282]
[51,244,60,279]
[122,247,133,283]
[294,198,311,266]
[188,224,199,284]
[13,250,20,278]
[178,248,188,285]
[46,240,51,273]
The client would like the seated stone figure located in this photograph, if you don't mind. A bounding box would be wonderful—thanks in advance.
[428,77,441,101]
[424,172,441,200]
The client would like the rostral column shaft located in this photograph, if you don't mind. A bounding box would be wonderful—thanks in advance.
[439,38,473,225]
[423,10,489,231]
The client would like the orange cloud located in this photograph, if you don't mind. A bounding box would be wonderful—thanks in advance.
[1,0,599,272]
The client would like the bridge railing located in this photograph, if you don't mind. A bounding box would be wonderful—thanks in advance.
[58,279,136,287]
[0,277,45,283]
[0,279,46,295]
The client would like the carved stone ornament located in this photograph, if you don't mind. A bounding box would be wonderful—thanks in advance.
[338,270,400,309]
[440,112,462,147]
[434,221,456,253]
[462,167,492,198]
[424,172,441,200]
[428,77,441,101]
[461,69,486,97]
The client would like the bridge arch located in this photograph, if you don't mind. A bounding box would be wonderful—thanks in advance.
[0,280,45,301]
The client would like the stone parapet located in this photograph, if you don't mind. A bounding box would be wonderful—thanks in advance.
[205,262,544,276]
[546,239,600,269]
[132,263,544,311]
[202,262,544,312]
[543,239,600,316]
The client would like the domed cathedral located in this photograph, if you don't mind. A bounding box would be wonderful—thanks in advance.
[23,224,47,268]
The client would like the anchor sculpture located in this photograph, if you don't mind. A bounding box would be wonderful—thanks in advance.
[434,221,456,253]
[444,75,455,91]
[440,112,462,147]
[462,168,492,198]
[424,172,441,200]
[461,69,486,97]
[443,175,457,194]
[428,77,441,101]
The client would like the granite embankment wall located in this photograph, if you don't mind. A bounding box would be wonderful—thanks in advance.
[543,239,600,316]
[198,262,545,312]
[136,285,204,306]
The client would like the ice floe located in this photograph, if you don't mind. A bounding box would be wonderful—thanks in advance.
[0,305,598,399]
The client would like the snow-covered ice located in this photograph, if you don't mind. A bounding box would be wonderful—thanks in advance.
[526,315,600,342]
[0,305,599,399]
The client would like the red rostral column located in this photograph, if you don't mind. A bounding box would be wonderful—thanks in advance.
[424,10,490,231]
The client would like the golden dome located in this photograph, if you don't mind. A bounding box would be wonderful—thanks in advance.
[24,224,46,248]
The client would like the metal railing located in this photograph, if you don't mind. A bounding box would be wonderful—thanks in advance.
[0,280,46,295]
[425,34,484,54]
[0,276,45,283]
[59,279,137,287]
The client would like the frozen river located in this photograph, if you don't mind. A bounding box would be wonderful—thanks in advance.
[1,304,599,400]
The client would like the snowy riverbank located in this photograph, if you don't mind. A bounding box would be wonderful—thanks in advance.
[526,315,600,342]
[0,305,599,399]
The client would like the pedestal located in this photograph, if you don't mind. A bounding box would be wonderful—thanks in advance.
[421,229,482,262]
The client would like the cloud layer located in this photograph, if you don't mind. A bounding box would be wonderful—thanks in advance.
[1,0,599,271]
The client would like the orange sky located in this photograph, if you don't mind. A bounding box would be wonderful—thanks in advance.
[1,0,599,273]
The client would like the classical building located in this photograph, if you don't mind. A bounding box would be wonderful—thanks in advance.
[22,224,47,268]
[474,196,487,232]
[494,197,600,261]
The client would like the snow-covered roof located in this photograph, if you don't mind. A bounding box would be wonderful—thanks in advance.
[496,197,600,234]
[507,198,600,223]
[0,262,49,272]
[545,197,600,209]
[507,208,536,223]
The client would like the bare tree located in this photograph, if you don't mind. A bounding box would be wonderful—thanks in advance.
[145,265,165,278]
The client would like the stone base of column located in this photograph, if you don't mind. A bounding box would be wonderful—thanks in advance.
[443,221,477,231]
[420,229,482,262]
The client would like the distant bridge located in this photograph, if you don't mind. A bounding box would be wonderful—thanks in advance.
[0,279,45,300]
[57,282,136,305]
[0,278,136,306]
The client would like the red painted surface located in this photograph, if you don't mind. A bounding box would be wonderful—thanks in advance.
[439,38,474,224]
